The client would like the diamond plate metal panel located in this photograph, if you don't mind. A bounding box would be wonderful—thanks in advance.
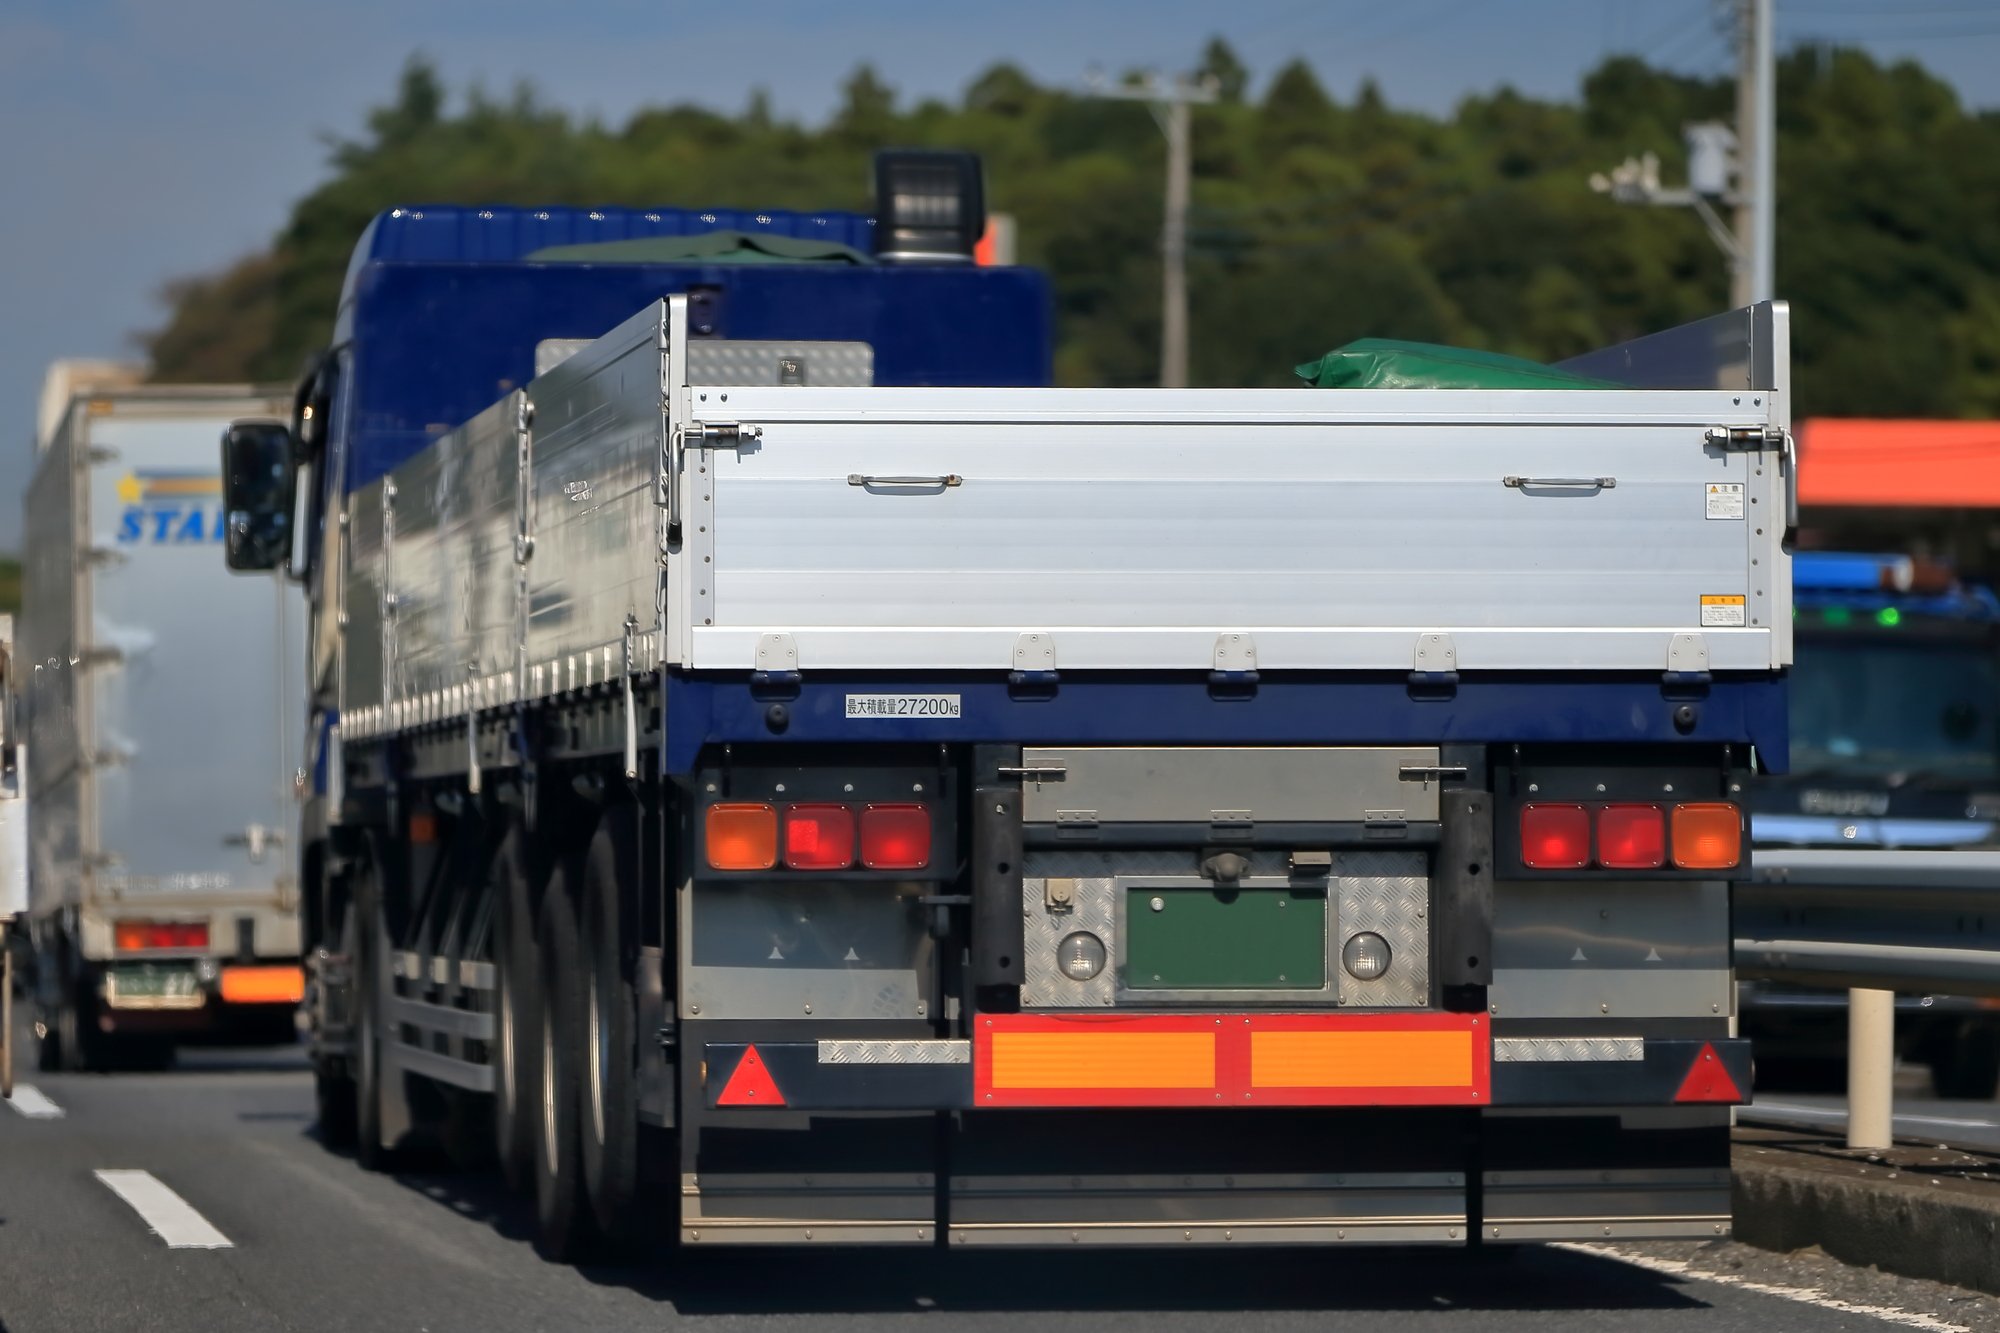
[1022,875,1116,1008]
[1492,1037,1645,1063]
[687,341,873,388]
[1336,850,1430,1008]
[817,1040,970,1064]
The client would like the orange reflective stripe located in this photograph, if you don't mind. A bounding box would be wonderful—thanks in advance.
[990,1031,1215,1089]
[1250,1029,1474,1088]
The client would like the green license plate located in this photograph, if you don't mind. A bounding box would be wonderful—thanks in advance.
[107,964,202,1001]
[1125,886,1326,989]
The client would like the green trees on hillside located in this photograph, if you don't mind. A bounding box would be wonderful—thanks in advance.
[141,42,2000,418]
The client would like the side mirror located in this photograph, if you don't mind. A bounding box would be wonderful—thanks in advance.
[222,420,294,572]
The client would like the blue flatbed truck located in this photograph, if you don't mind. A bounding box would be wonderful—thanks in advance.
[224,153,1783,1258]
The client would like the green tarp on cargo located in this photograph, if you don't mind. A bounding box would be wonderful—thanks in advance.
[525,229,874,265]
[1294,337,1619,389]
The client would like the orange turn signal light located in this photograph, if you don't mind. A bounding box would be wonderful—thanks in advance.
[705,803,778,870]
[1671,803,1742,869]
[220,964,306,1004]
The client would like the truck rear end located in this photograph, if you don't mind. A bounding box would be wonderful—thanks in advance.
[298,263,1787,1252]
[24,378,306,1069]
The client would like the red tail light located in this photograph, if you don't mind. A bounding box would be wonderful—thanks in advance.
[1597,804,1666,869]
[1520,804,1589,869]
[859,804,930,870]
[114,920,209,951]
[783,804,855,870]
[706,803,778,870]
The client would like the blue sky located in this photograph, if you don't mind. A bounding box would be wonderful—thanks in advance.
[2,0,1996,550]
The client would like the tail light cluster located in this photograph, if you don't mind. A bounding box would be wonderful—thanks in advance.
[706,802,932,872]
[1520,802,1740,871]
[114,920,209,951]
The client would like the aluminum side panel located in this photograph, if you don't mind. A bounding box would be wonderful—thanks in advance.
[523,334,661,681]
[687,387,1782,673]
[380,400,518,704]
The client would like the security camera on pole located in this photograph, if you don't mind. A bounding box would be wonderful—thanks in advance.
[1085,68,1219,387]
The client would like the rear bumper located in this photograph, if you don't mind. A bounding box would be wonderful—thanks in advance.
[701,1017,1748,1112]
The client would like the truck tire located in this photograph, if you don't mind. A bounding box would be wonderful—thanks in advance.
[317,1070,359,1147]
[53,954,101,1072]
[580,812,641,1246]
[533,866,597,1260]
[316,902,360,1148]
[492,833,540,1195]
[353,862,395,1172]
[1933,1020,2000,1100]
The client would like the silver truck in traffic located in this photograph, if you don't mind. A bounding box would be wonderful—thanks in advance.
[23,371,305,1069]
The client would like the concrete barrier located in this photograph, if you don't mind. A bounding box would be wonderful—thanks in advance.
[1734,1136,2000,1296]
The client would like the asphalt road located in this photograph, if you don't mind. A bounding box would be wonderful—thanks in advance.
[5,1034,2000,1333]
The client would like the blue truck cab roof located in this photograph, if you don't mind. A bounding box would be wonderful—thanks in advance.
[330,204,1053,494]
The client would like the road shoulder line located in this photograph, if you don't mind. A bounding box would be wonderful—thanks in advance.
[1557,1242,1968,1330]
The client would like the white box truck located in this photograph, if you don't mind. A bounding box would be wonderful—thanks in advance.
[23,371,306,1069]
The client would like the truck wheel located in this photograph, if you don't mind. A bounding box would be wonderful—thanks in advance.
[533,866,597,1260]
[491,833,540,1195]
[1933,1020,2000,1100]
[56,967,99,1072]
[317,1070,358,1147]
[580,812,641,1246]
[353,866,395,1171]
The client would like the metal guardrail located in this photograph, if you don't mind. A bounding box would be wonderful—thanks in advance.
[1736,850,2000,997]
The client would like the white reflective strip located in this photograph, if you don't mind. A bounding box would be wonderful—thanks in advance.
[6,1084,64,1118]
[94,1170,233,1249]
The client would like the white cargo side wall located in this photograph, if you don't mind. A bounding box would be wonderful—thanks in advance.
[677,387,1787,674]
[80,409,304,901]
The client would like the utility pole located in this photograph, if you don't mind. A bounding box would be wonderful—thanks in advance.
[1731,0,1758,308]
[1594,0,1776,308]
[1086,70,1219,387]
[1749,0,1777,304]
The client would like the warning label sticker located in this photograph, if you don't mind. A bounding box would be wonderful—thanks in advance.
[1700,595,1747,627]
[1705,482,1745,519]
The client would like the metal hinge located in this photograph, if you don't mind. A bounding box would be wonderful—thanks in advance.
[683,421,761,448]
[1704,425,1785,449]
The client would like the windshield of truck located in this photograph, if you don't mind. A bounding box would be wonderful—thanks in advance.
[1790,637,1998,783]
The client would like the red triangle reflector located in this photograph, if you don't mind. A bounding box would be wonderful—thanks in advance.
[717,1045,785,1106]
[1674,1042,1743,1103]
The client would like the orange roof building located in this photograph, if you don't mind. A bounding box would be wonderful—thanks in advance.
[1798,419,2000,508]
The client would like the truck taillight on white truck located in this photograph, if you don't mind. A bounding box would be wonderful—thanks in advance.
[248,271,1790,1258]
[24,375,306,1070]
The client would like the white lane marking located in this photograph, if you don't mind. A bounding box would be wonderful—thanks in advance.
[1753,1100,2000,1130]
[6,1084,64,1118]
[1559,1242,1967,1331]
[94,1170,234,1249]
